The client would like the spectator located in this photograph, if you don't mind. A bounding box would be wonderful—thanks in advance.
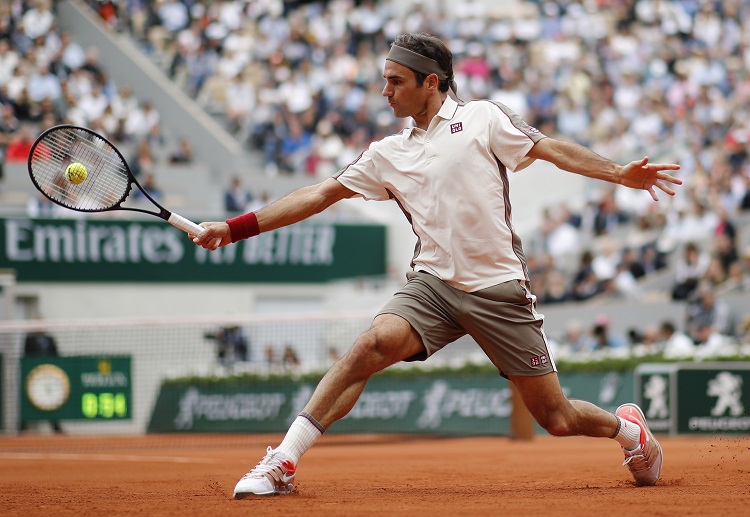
[685,283,733,345]
[133,173,162,202]
[0,103,20,177]
[282,345,301,370]
[569,250,602,301]
[278,114,313,174]
[129,139,155,178]
[169,136,194,164]
[223,175,253,216]
[588,316,626,351]
[22,0,55,41]
[658,320,695,359]
[0,39,20,85]
[671,242,710,301]
[224,71,256,134]
[124,100,160,139]
[4,123,34,162]
[26,63,61,104]
[265,346,278,369]
[560,320,589,353]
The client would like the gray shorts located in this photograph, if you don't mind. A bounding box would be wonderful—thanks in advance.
[378,271,556,378]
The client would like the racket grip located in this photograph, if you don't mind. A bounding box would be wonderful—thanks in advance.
[168,213,204,235]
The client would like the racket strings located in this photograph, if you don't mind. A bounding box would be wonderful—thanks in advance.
[30,127,131,211]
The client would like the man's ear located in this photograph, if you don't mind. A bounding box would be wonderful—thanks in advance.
[427,73,440,91]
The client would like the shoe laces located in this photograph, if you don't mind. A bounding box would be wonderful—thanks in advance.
[245,446,287,478]
[622,445,649,472]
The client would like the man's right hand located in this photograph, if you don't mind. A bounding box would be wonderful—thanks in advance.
[191,222,231,250]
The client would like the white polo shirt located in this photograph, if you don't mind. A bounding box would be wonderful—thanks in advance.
[335,96,546,292]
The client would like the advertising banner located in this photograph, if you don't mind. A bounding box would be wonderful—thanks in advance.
[1,218,386,283]
[634,363,675,433]
[636,362,750,435]
[148,371,634,435]
[675,363,750,434]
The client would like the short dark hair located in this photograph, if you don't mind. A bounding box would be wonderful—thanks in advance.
[391,33,453,93]
[660,321,676,334]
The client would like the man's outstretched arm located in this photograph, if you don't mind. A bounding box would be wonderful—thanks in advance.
[526,137,682,201]
[192,178,356,249]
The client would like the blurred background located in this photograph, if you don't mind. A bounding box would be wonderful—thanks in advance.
[0,0,749,438]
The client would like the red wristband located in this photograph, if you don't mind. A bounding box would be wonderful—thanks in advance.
[226,212,260,242]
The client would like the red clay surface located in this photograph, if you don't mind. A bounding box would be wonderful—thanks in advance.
[1,433,749,516]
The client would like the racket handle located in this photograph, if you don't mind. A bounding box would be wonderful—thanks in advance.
[168,213,204,235]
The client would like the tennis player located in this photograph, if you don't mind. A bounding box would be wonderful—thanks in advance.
[193,33,681,497]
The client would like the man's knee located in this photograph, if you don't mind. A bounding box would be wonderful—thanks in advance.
[339,330,394,376]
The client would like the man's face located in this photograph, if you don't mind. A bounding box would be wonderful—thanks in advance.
[382,61,430,119]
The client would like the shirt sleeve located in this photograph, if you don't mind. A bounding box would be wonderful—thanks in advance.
[488,101,546,172]
[333,142,391,201]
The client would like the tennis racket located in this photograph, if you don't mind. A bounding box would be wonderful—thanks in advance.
[27,124,207,238]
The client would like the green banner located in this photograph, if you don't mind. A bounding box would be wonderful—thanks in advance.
[675,364,750,434]
[634,363,675,433]
[1,217,387,283]
[147,371,634,434]
[20,356,132,421]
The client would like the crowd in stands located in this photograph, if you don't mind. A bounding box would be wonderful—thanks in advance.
[3,0,750,354]
[0,0,196,208]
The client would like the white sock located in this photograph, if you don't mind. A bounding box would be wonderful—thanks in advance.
[276,413,324,464]
[612,416,642,450]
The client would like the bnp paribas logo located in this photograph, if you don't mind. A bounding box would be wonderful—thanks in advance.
[707,372,744,417]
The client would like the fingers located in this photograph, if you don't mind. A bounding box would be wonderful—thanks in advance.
[655,181,676,197]
[657,172,683,185]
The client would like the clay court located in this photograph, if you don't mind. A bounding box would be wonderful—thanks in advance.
[1,433,748,516]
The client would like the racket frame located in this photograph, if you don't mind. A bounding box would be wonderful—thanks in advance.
[28,124,205,236]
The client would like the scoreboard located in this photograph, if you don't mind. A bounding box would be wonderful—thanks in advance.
[21,356,131,421]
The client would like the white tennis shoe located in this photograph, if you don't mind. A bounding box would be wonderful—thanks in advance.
[233,446,296,498]
[616,403,663,486]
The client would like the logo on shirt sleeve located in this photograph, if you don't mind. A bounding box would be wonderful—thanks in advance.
[450,122,463,134]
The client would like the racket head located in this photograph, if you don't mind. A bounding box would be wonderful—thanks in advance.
[28,125,134,213]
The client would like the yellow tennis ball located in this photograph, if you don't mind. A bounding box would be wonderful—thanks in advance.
[65,162,88,184]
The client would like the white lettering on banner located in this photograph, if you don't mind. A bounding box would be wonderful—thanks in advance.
[5,219,34,261]
[193,225,337,266]
[242,226,336,266]
[688,417,750,431]
[100,226,127,262]
[346,391,416,419]
[37,224,74,261]
[3,219,185,264]
[417,380,512,429]
[80,372,129,388]
[174,388,286,430]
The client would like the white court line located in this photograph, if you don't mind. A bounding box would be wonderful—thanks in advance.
[0,452,217,464]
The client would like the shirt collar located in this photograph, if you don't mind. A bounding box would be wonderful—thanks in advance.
[402,95,459,139]
[437,94,459,120]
